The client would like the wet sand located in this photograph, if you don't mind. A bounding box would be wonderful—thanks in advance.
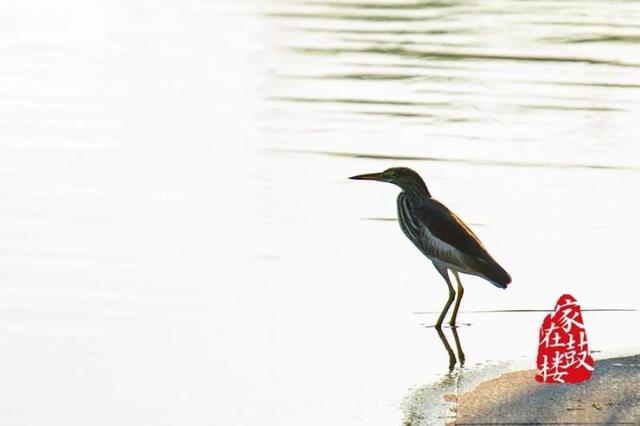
[454,354,640,424]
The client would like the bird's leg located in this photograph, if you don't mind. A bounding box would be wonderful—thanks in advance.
[435,269,455,328]
[449,271,465,326]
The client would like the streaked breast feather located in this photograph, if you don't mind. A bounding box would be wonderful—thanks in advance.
[397,194,426,255]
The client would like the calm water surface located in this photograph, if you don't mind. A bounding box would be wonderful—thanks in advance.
[0,1,639,425]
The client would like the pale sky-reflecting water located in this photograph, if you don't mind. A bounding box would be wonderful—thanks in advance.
[1,1,639,425]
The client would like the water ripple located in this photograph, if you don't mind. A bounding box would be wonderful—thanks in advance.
[289,149,639,171]
[289,46,640,68]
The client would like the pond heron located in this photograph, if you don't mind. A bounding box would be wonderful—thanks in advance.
[350,167,511,327]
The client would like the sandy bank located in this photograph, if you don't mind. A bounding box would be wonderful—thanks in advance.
[455,354,640,424]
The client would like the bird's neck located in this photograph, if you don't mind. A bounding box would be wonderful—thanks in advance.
[401,182,431,199]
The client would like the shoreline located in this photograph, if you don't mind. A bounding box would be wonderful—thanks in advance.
[454,354,640,424]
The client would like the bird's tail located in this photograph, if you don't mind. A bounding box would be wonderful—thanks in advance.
[473,258,511,289]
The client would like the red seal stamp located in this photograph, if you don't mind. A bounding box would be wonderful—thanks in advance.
[535,294,594,383]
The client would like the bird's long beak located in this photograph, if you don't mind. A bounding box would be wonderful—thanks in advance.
[349,172,384,181]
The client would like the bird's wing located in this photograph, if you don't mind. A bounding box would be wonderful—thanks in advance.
[414,199,511,288]
[415,199,493,266]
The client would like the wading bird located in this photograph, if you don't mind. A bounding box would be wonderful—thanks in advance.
[350,167,510,327]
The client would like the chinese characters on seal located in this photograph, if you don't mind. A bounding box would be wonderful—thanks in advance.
[535,294,594,383]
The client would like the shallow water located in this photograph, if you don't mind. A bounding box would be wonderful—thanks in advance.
[1,0,639,425]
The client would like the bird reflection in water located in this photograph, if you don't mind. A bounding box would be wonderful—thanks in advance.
[434,326,466,372]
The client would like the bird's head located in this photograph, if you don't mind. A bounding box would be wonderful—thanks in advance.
[349,167,430,195]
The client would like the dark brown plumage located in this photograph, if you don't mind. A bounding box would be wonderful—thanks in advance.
[412,198,511,288]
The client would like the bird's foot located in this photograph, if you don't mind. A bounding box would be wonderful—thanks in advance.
[424,322,471,329]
